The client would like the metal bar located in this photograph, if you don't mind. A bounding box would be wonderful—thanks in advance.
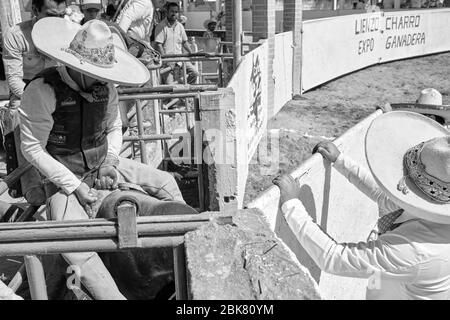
[193,97,205,212]
[117,84,218,95]
[0,213,232,230]
[8,263,26,293]
[24,255,48,300]
[162,57,222,63]
[134,99,148,164]
[182,62,188,85]
[233,0,242,69]
[0,222,207,242]
[159,109,194,115]
[123,134,173,142]
[173,244,188,300]
[119,93,198,101]
[162,53,233,58]
[0,236,185,256]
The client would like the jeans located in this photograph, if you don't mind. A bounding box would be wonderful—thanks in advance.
[45,156,184,299]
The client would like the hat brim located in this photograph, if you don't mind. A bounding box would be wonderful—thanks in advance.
[32,17,149,86]
[203,19,217,29]
[365,111,450,224]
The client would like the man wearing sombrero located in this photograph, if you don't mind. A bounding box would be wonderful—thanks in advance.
[274,111,450,299]
[18,17,185,299]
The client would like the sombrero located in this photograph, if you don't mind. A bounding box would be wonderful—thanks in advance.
[203,18,217,29]
[366,111,450,224]
[31,17,149,86]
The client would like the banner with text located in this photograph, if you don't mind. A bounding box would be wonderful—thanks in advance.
[302,9,450,92]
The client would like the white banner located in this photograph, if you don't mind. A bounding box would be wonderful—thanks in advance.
[302,9,450,92]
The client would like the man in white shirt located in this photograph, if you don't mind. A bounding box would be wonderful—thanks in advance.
[20,17,184,299]
[154,2,198,84]
[274,111,450,299]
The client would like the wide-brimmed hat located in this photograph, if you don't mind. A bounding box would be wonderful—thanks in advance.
[416,88,443,105]
[32,17,149,86]
[203,18,217,29]
[366,111,450,224]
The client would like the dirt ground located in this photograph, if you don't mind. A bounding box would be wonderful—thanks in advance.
[244,52,450,205]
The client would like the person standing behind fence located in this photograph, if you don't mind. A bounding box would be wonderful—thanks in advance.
[154,2,198,84]
[116,0,155,42]
[1,0,66,205]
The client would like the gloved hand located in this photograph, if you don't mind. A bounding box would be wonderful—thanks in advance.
[273,174,301,205]
[95,165,119,190]
[312,141,341,163]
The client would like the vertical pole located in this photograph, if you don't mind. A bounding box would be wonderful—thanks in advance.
[173,244,188,300]
[283,0,303,97]
[232,0,242,70]
[332,0,338,10]
[135,99,148,164]
[193,96,204,212]
[0,0,22,51]
[24,255,48,300]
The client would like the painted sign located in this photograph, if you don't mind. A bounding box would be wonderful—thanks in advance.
[302,9,450,92]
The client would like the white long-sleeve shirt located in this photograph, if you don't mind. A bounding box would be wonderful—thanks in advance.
[282,153,450,300]
[18,66,122,195]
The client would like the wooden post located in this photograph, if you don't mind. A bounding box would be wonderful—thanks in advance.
[232,0,242,70]
[24,255,48,300]
[283,0,303,97]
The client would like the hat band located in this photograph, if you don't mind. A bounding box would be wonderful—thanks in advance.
[402,142,450,203]
[64,37,116,68]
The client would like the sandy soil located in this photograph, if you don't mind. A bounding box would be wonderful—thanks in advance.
[244,52,450,205]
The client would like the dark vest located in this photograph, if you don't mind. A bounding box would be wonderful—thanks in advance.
[31,67,111,176]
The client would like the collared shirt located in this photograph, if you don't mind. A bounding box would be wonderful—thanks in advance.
[116,0,154,42]
[154,19,187,55]
[281,153,450,300]
[2,19,56,108]
[18,66,122,195]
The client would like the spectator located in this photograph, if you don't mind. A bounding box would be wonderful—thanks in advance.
[116,0,155,42]
[1,0,66,204]
[154,2,198,84]
[79,0,103,23]
[202,18,217,39]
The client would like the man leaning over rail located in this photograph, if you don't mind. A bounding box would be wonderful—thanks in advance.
[18,17,185,300]
[274,111,450,300]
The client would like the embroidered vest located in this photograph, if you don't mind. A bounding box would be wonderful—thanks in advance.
[31,67,110,176]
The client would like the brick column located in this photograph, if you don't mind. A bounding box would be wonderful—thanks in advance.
[252,0,276,118]
[283,0,303,97]
[225,0,233,42]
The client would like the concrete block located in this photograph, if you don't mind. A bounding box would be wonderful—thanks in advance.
[185,208,322,300]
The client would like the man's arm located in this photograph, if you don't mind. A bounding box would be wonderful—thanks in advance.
[19,79,82,194]
[2,28,26,98]
[281,197,420,281]
[180,26,192,54]
[154,23,166,55]
[102,84,122,167]
[314,141,400,214]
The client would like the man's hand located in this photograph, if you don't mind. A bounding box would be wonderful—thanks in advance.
[95,165,119,190]
[312,141,341,163]
[74,182,98,207]
[273,174,301,204]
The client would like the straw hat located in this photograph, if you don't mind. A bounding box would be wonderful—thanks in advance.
[416,88,443,105]
[31,17,149,86]
[203,18,217,29]
[365,111,450,224]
